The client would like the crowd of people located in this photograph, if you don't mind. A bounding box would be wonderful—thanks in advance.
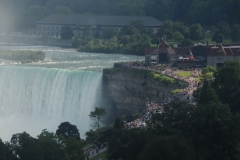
[84,142,107,159]
[118,61,200,130]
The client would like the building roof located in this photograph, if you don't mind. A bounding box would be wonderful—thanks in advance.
[158,40,176,55]
[145,48,156,55]
[175,47,189,55]
[208,44,240,57]
[36,14,163,27]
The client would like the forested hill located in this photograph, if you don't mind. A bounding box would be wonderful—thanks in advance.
[0,0,240,32]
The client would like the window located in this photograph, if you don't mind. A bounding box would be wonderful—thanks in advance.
[151,54,157,61]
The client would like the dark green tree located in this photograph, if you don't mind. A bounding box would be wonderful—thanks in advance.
[85,129,98,143]
[0,139,14,160]
[212,32,224,43]
[60,26,74,40]
[189,23,204,41]
[139,135,194,160]
[102,27,117,39]
[231,23,240,42]
[89,107,106,134]
[229,88,240,113]
[179,39,194,47]
[192,102,239,160]
[153,101,196,137]
[59,136,84,160]
[113,117,125,130]
[173,21,189,38]
[56,122,80,140]
[213,60,240,105]
[157,20,174,39]
[108,129,149,160]
[173,31,184,42]
[217,21,231,39]
[10,132,42,160]
[38,130,68,160]
[197,81,220,105]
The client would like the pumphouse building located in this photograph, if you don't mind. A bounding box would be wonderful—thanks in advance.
[28,14,162,38]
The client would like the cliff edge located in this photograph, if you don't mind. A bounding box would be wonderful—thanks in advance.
[103,66,188,117]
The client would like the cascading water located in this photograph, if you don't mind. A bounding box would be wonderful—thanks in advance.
[0,66,102,141]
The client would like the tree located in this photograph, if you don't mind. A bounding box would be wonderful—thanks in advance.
[213,60,240,105]
[10,132,42,160]
[174,31,184,42]
[217,21,231,39]
[89,107,106,134]
[108,129,149,160]
[152,101,196,137]
[179,39,194,47]
[197,81,220,105]
[212,32,224,43]
[82,26,91,38]
[157,20,174,39]
[113,117,125,130]
[59,137,85,160]
[189,23,204,41]
[85,129,98,143]
[139,135,194,160]
[192,102,239,160]
[231,23,240,42]
[56,122,80,140]
[173,21,189,38]
[0,139,14,160]
[229,88,240,113]
[60,26,74,40]
[102,27,117,39]
[38,130,68,160]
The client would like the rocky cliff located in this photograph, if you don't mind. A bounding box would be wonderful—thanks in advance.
[103,66,188,117]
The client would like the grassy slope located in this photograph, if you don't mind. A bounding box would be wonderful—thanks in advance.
[104,68,177,84]
[90,151,107,160]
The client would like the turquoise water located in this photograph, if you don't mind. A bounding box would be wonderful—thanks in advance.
[0,45,144,141]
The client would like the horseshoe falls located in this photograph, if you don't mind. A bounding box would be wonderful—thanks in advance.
[0,66,102,141]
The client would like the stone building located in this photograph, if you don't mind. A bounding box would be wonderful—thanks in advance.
[28,14,162,38]
[145,39,176,66]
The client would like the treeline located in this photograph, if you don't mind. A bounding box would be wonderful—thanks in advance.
[84,60,240,160]
[72,21,152,55]
[0,122,85,160]
[1,0,240,32]
[71,20,240,55]
[0,107,106,160]
[0,50,45,63]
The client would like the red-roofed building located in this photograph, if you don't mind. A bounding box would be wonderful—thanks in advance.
[145,40,240,68]
[207,44,240,68]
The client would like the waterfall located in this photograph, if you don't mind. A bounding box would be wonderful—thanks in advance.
[0,66,102,141]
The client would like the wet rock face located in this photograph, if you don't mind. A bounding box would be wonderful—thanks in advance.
[103,68,187,117]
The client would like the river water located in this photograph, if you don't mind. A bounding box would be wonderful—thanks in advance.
[0,45,144,141]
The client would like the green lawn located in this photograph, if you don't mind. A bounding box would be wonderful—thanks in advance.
[152,73,177,83]
[171,88,183,94]
[83,144,93,150]
[175,71,191,77]
[90,150,107,160]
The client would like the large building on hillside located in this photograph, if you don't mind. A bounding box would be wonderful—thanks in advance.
[145,40,240,68]
[28,14,162,38]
